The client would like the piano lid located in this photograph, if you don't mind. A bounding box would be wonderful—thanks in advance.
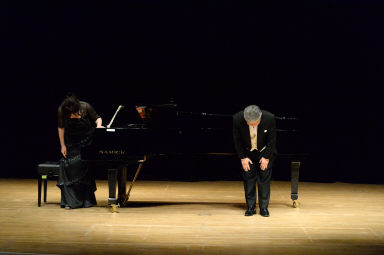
[108,101,302,134]
[134,103,233,129]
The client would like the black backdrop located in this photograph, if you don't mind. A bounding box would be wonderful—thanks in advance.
[2,0,384,183]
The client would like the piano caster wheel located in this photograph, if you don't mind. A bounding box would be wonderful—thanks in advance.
[292,200,299,208]
[111,204,120,213]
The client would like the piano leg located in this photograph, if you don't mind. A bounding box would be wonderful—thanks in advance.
[117,166,127,205]
[108,168,119,213]
[290,161,300,208]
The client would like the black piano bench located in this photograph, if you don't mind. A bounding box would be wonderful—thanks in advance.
[37,162,60,207]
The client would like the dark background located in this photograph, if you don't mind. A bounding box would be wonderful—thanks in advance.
[2,0,384,183]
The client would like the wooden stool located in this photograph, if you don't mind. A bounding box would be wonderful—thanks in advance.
[37,162,60,206]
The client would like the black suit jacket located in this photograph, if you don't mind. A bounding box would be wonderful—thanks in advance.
[233,110,277,160]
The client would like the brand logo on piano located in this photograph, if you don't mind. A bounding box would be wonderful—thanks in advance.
[99,150,126,155]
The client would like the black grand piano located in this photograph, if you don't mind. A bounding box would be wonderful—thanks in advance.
[82,103,306,212]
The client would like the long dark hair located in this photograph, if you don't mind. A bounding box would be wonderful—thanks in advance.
[60,92,81,118]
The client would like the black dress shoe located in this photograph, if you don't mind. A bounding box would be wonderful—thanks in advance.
[244,209,256,216]
[260,208,269,217]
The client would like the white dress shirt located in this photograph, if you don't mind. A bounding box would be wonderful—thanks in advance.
[249,125,258,151]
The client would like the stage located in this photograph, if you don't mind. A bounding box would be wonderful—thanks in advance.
[0,179,383,255]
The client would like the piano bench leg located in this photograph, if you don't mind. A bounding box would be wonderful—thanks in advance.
[38,176,42,207]
[38,175,48,207]
[43,177,48,203]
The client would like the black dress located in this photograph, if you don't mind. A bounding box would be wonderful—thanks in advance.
[57,101,99,209]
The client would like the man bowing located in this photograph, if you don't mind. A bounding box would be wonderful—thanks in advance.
[233,105,277,217]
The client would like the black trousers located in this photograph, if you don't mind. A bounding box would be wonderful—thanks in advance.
[242,150,273,210]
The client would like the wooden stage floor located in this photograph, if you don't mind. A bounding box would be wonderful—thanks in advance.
[0,179,383,255]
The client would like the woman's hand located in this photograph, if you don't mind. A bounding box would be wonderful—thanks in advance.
[95,118,104,128]
[241,158,253,172]
[61,145,67,158]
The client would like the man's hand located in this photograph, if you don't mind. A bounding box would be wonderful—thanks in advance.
[259,157,269,171]
[61,145,67,158]
[96,125,105,128]
[241,158,253,171]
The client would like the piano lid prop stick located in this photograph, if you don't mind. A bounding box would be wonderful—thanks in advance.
[123,156,147,206]
[107,105,124,128]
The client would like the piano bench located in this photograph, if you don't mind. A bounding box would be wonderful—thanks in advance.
[37,162,60,207]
